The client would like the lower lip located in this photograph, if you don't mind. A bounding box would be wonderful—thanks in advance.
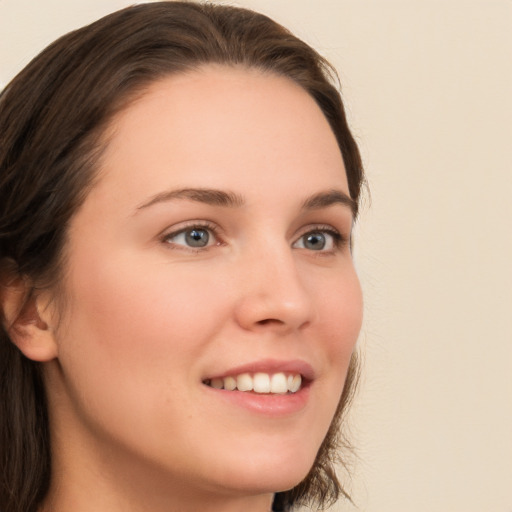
[203,383,311,417]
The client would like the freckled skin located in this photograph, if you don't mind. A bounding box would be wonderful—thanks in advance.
[41,66,363,512]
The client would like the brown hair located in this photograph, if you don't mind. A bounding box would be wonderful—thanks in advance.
[0,2,364,511]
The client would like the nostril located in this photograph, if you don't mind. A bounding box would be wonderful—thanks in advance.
[234,291,313,332]
[256,318,284,326]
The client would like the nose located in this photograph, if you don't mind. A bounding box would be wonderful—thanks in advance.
[233,244,314,334]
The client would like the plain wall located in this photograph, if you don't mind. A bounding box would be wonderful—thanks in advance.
[1,1,511,511]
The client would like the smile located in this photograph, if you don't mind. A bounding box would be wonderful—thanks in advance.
[204,372,302,394]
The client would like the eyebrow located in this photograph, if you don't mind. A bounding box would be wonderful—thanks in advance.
[137,188,245,211]
[136,187,356,217]
[300,189,357,217]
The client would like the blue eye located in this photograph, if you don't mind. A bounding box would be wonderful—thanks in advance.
[164,226,215,248]
[293,229,341,251]
[303,232,327,250]
[185,228,210,247]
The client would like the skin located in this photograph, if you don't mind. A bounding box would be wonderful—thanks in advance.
[29,66,363,512]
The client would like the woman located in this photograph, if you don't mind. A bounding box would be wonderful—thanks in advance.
[0,2,364,511]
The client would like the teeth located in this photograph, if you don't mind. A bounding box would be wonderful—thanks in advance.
[253,373,270,393]
[289,374,301,393]
[236,373,253,392]
[224,376,237,391]
[206,372,302,394]
[211,378,223,389]
[270,373,288,394]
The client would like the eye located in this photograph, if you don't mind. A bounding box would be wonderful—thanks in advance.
[292,228,343,252]
[162,224,218,249]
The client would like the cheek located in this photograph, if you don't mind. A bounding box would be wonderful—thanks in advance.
[314,267,362,418]
[52,256,230,452]
[315,267,363,354]
[55,254,226,410]
[63,254,221,347]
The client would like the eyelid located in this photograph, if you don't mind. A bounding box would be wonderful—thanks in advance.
[160,220,223,250]
[292,224,349,251]
[158,220,349,253]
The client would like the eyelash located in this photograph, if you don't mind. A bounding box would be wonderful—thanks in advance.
[161,222,348,253]
[161,221,221,252]
[295,225,348,252]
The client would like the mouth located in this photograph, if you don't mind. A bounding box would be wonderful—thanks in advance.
[201,360,314,415]
[203,372,303,394]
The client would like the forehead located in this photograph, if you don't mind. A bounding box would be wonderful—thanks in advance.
[95,65,349,205]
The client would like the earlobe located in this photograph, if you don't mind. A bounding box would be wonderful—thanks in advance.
[0,273,59,362]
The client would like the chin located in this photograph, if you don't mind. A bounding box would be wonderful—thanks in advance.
[216,449,316,496]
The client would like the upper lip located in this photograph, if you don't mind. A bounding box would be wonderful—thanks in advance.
[204,358,316,382]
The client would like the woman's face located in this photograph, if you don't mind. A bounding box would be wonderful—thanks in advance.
[45,66,363,506]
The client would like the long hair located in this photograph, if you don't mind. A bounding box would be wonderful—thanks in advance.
[0,3,364,511]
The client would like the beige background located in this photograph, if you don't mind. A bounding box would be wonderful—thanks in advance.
[1,1,511,511]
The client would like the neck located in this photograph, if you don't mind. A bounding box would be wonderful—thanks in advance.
[41,451,274,512]
[42,364,276,512]
[42,418,274,512]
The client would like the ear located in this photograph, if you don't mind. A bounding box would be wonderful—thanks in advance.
[0,272,59,362]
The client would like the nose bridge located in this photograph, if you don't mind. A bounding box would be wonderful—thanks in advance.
[234,237,313,332]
